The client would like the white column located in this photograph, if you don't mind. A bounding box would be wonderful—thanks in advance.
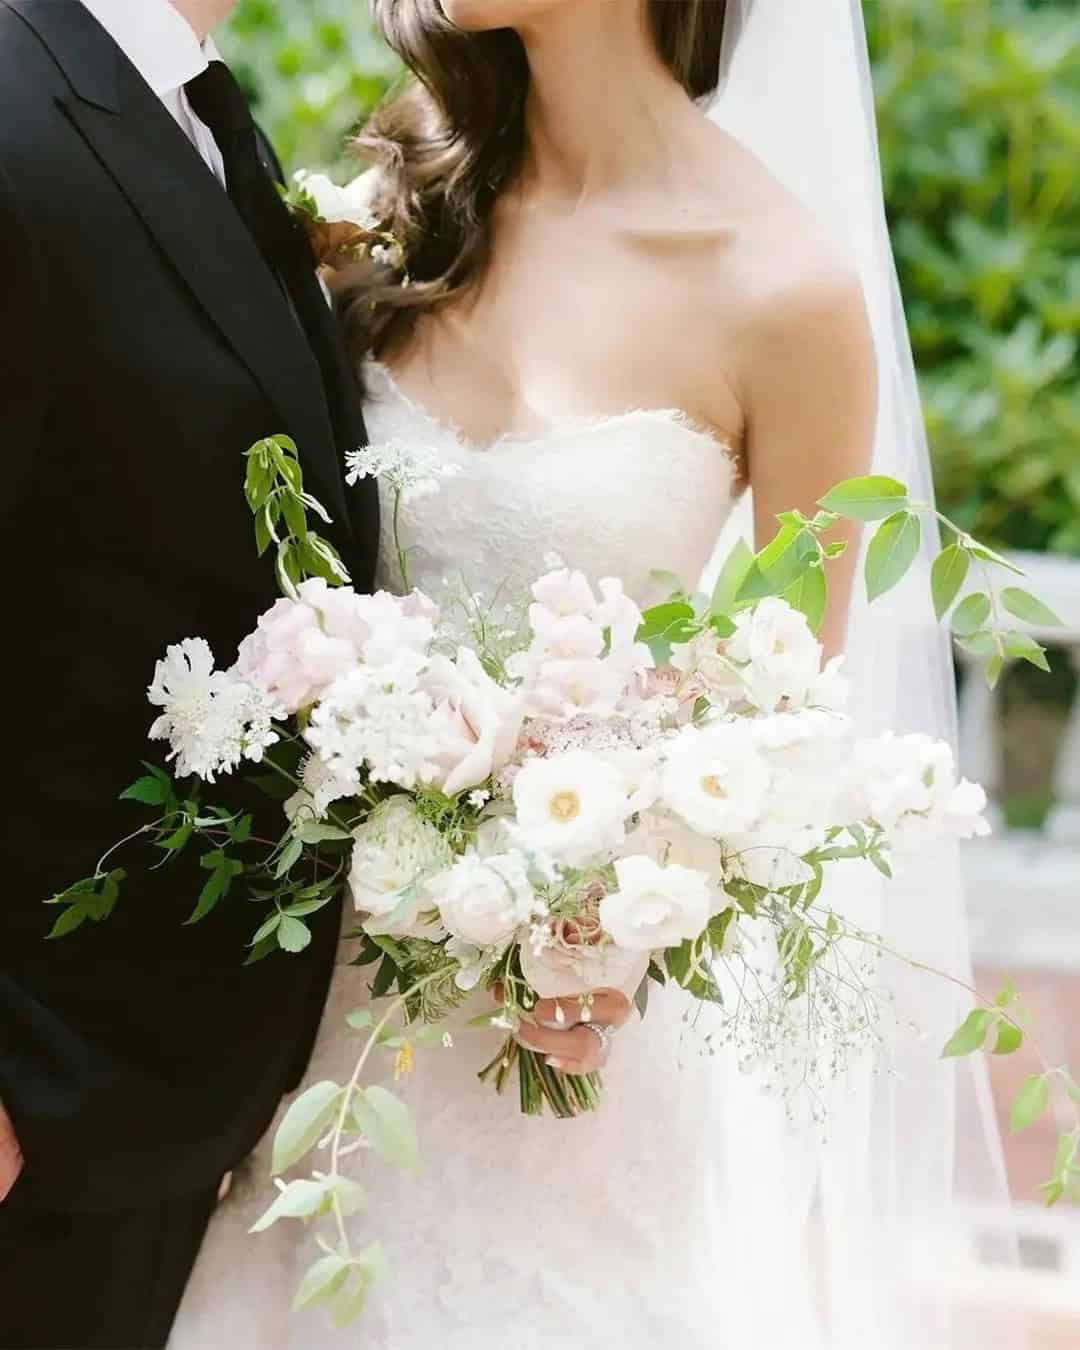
[1047,646,1080,846]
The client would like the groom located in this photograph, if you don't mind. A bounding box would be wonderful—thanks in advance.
[0,0,377,1345]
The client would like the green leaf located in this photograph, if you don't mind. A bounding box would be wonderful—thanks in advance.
[329,1270,370,1330]
[819,475,909,521]
[250,912,282,947]
[783,563,828,634]
[120,775,170,806]
[985,652,1005,689]
[345,1009,374,1030]
[283,896,334,919]
[278,915,312,953]
[865,510,921,602]
[1001,587,1063,629]
[271,1080,343,1174]
[249,1178,328,1232]
[942,1008,994,1058]
[1003,631,1051,673]
[709,537,754,615]
[46,905,89,940]
[994,977,1018,1008]
[931,545,970,620]
[186,859,241,925]
[950,592,992,638]
[353,1085,419,1172]
[1011,1074,1050,1133]
[274,836,304,879]
[992,1021,1023,1056]
[295,822,352,845]
[291,1253,350,1313]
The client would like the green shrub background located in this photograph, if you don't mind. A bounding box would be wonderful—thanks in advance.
[221,0,1080,557]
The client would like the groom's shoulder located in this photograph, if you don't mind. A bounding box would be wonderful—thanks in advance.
[0,0,67,99]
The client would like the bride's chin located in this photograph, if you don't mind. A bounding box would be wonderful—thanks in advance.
[440,0,559,34]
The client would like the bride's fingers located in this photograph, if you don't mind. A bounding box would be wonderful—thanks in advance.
[516,1020,608,1072]
[531,990,633,1031]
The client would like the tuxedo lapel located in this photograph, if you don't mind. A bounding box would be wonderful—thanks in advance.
[16,0,352,529]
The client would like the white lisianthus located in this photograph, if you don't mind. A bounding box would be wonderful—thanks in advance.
[848,732,990,849]
[349,796,452,938]
[420,649,525,797]
[512,751,630,866]
[148,638,281,782]
[727,597,825,712]
[428,850,542,950]
[599,855,712,951]
[293,170,378,229]
[520,917,649,999]
[660,722,771,837]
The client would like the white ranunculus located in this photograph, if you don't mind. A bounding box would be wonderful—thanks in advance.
[520,918,649,999]
[420,649,525,797]
[428,850,541,950]
[727,597,825,712]
[659,722,772,837]
[848,733,990,849]
[511,750,630,866]
[600,855,712,951]
[349,796,452,938]
[293,170,377,229]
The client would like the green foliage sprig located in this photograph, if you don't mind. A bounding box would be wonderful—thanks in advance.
[244,435,351,596]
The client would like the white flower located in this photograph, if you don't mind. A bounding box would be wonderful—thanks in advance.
[305,662,439,791]
[531,568,597,619]
[511,750,630,866]
[369,241,403,270]
[349,796,452,938]
[669,631,743,707]
[284,753,355,823]
[727,597,825,712]
[660,722,772,837]
[526,656,629,722]
[419,649,525,797]
[722,826,822,890]
[293,170,377,229]
[750,709,854,830]
[344,440,461,503]
[599,855,712,951]
[848,732,990,848]
[148,638,281,782]
[349,590,435,669]
[520,917,649,1000]
[808,655,850,711]
[429,850,542,950]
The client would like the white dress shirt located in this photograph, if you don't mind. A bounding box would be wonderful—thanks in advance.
[78,0,227,187]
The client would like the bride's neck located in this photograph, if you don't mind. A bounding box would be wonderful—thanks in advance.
[517,3,692,199]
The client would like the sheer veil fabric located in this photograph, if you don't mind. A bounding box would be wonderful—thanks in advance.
[704,3,1026,1345]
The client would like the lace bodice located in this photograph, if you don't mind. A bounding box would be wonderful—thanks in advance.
[169,369,766,1350]
[365,361,741,606]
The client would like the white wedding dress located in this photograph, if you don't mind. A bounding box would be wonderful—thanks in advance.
[170,363,827,1350]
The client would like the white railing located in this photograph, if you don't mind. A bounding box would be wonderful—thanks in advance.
[958,551,1080,974]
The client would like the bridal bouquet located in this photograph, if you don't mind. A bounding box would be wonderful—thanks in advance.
[50,435,1079,1327]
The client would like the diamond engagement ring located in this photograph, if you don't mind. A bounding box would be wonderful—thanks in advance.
[579,1022,615,1054]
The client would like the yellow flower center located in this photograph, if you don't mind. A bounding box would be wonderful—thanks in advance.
[701,774,728,799]
[550,790,582,822]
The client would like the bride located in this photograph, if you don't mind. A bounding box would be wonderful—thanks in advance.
[172,2,1019,1347]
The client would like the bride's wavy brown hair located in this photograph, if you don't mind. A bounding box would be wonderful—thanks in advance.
[341,0,727,360]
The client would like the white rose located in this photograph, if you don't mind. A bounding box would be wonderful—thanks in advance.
[512,750,630,866]
[670,631,744,708]
[520,917,649,1000]
[349,796,452,938]
[750,709,853,830]
[420,649,525,797]
[727,597,825,712]
[293,170,378,229]
[428,850,540,950]
[722,826,821,890]
[660,722,772,837]
[599,855,712,951]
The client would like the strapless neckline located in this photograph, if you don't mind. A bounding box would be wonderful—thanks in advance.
[365,360,735,461]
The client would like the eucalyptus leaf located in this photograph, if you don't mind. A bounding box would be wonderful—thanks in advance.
[249,1178,328,1232]
[353,1085,419,1172]
[818,475,909,521]
[930,545,970,620]
[1000,587,1063,629]
[865,510,921,602]
[272,1080,343,1174]
[1011,1074,1050,1133]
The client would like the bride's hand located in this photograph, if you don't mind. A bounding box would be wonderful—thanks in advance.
[508,990,634,1076]
[0,1100,23,1203]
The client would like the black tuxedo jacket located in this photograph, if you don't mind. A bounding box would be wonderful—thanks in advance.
[0,0,378,1210]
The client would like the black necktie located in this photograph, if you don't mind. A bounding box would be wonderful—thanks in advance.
[185,61,360,456]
